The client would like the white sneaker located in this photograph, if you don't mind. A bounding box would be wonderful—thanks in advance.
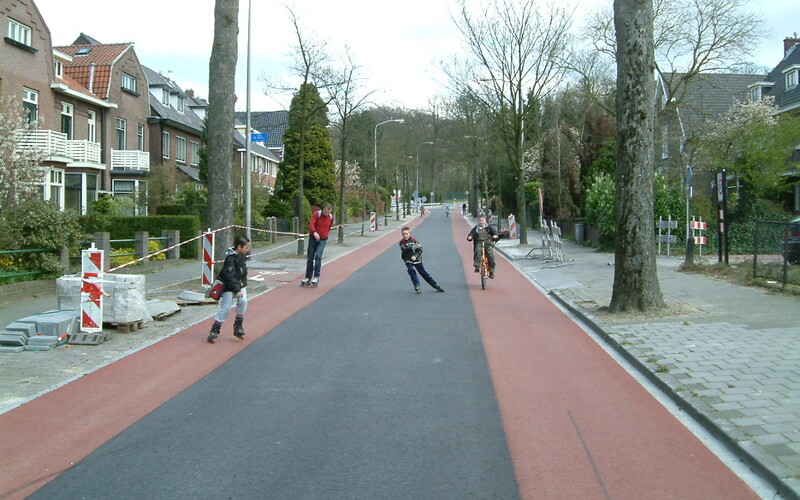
[311,277,319,284]
[301,278,310,284]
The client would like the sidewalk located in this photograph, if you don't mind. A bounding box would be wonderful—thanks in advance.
[495,232,800,499]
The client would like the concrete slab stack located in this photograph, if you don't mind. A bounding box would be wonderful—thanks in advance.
[57,273,149,326]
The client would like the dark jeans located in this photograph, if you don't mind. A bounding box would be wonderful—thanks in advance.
[305,237,328,278]
[405,261,439,288]
[473,242,495,271]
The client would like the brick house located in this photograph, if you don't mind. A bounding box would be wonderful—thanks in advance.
[1,0,114,213]
[55,39,151,214]
[143,66,204,196]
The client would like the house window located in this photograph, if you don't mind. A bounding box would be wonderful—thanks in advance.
[61,102,73,140]
[22,87,38,124]
[47,170,64,209]
[87,110,96,142]
[161,88,169,105]
[137,124,145,151]
[54,60,63,78]
[121,72,137,93]
[113,179,147,215]
[7,18,32,46]
[162,131,170,158]
[190,141,200,165]
[786,69,799,90]
[177,97,185,112]
[749,87,761,101]
[176,136,186,163]
[65,172,98,214]
[116,118,127,150]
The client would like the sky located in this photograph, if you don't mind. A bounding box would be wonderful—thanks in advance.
[33,0,800,113]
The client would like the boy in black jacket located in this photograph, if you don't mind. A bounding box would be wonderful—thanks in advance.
[399,227,444,294]
[207,235,250,343]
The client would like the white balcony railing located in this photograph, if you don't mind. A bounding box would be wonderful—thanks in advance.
[15,129,68,157]
[111,149,150,171]
[15,130,104,166]
[66,139,102,164]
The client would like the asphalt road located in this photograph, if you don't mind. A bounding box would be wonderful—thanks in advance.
[25,216,519,499]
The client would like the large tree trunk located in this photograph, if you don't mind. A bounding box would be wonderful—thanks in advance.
[207,0,239,258]
[610,0,664,312]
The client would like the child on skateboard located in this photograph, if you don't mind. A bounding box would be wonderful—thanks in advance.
[399,226,445,294]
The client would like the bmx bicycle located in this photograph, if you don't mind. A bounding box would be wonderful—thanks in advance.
[478,240,491,290]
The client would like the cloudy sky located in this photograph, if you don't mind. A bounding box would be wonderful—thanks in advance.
[34,0,800,113]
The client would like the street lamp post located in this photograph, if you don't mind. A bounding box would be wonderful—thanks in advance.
[374,119,404,220]
[415,141,433,213]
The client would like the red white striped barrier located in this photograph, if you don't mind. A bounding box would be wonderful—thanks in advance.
[80,246,104,333]
[202,230,215,287]
[507,214,518,239]
[694,236,708,245]
[690,220,708,230]
[369,212,376,232]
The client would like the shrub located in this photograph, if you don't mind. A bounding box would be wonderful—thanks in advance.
[0,200,81,276]
[584,172,616,249]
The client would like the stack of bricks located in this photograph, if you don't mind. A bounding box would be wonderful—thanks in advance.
[57,273,147,325]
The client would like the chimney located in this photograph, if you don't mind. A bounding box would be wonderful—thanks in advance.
[88,62,96,93]
[785,33,800,57]
[185,89,194,98]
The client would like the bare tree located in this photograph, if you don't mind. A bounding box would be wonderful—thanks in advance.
[207,0,239,256]
[451,0,572,243]
[285,6,334,228]
[0,95,46,213]
[611,0,664,313]
[325,47,375,241]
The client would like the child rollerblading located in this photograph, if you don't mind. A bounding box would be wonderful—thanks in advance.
[207,235,250,343]
[301,204,333,288]
[399,226,444,294]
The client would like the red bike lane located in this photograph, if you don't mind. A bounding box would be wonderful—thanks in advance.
[452,216,757,499]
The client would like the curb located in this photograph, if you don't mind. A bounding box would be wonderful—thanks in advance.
[547,289,798,500]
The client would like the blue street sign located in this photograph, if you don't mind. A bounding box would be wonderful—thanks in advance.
[250,133,268,142]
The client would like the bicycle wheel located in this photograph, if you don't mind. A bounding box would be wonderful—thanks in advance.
[480,245,488,290]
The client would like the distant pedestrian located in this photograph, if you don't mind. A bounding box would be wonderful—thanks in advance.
[399,226,445,294]
[462,203,467,216]
[301,203,334,287]
[207,235,250,343]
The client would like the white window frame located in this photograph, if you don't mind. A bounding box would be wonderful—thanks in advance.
[54,60,64,78]
[87,110,97,142]
[786,69,799,90]
[161,88,169,105]
[190,141,200,166]
[23,87,38,123]
[116,117,127,150]
[162,131,170,158]
[61,102,74,140]
[176,136,187,163]
[112,179,148,216]
[121,72,137,93]
[137,124,145,151]
[7,18,32,46]
[46,169,65,210]
[177,97,185,112]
